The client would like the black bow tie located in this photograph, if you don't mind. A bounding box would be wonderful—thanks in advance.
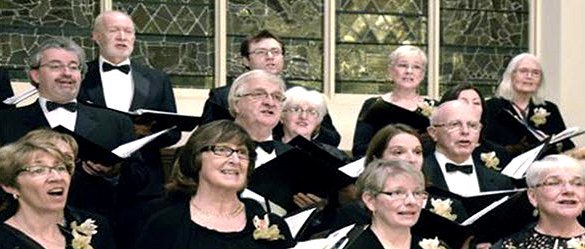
[102,62,130,74]
[255,141,275,153]
[445,163,473,174]
[46,101,77,112]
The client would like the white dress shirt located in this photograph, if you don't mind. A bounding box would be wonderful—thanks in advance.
[39,97,77,131]
[434,151,481,196]
[99,56,133,112]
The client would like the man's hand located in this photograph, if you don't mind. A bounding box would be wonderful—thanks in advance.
[133,121,156,137]
[82,160,121,178]
[293,193,325,208]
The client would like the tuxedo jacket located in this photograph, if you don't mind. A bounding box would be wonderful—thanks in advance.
[0,102,149,217]
[484,97,574,153]
[79,59,181,198]
[0,68,14,110]
[423,152,515,192]
[201,84,342,147]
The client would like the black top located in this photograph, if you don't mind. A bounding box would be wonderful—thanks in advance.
[0,68,14,110]
[0,206,115,249]
[484,97,575,154]
[492,225,585,249]
[345,227,449,249]
[135,198,296,249]
[352,96,435,158]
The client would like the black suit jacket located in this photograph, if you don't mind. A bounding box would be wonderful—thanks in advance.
[0,102,149,217]
[423,152,515,192]
[79,60,181,197]
[0,68,14,110]
[201,84,342,147]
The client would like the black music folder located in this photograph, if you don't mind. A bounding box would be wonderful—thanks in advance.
[247,147,354,212]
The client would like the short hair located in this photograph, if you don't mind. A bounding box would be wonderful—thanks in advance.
[227,69,286,117]
[526,154,585,188]
[282,86,327,122]
[20,128,79,158]
[439,83,487,125]
[389,45,428,69]
[495,53,546,105]
[166,120,257,196]
[93,10,135,33]
[355,159,425,199]
[27,37,87,86]
[240,30,285,58]
[365,124,422,166]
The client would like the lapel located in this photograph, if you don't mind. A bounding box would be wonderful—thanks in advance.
[129,64,151,111]
[20,102,51,129]
[472,154,495,191]
[74,104,98,136]
[423,155,449,190]
[274,140,293,156]
[82,60,107,105]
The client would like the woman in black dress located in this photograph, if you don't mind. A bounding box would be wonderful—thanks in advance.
[352,45,435,158]
[0,129,114,249]
[135,120,295,249]
[484,53,574,156]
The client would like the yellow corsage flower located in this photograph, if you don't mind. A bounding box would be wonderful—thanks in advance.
[567,236,585,249]
[430,198,457,221]
[530,107,550,127]
[418,100,435,118]
[252,214,284,241]
[418,237,447,249]
[71,219,98,249]
[480,151,501,170]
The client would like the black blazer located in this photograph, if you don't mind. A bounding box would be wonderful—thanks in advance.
[201,84,342,147]
[0,68,15,110]
[423,153,515,192]
[0,102,149,217]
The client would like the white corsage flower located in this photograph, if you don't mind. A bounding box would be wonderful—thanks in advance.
[480,151,501,170]
[418,237,447,249]
[71,219,98,249]
[530,107,550,127]
[430,198,457,221]
[567,236,585,249]
[418,100,435,118]
[252,214,284,241]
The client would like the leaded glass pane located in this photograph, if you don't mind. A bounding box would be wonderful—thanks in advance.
[336,0,427,94]
[114,1,214,88]
[0,0,97,80]
[226,0,323,90]
[440,0,529,96]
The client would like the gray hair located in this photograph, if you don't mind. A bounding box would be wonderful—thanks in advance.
[389,45,428,69]
[282,86,327,122]
[227,69,286,117]
[355,159,424,198]
[526,154,585,188]
[27,37,87,85]
[495,53,546,105]
[93,10,135,33]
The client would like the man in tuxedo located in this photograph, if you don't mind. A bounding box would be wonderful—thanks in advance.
[0,68,15,110]
[0,37,148,219]
[78,10,180,198]
[201,30,341,146]
[424,100,514,196]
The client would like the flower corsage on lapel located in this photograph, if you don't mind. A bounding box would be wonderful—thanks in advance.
[71,219,98,249]
[430,198,457,221]
[417,99,435,118]
[418,237,447,249]
[253,214,284,241]
[530,107,550,127]
[480,151,501,171]
[567,236,585,249]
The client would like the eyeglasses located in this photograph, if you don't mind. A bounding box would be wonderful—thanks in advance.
[249,48,283,57]
[237,90,286,102]
[534,178,585,191]
[284,106,319,117]
[19,164,71,177]
[433,120,482,132]
[200,145,250,160]
[394,63,424,72]
[379,189,429,201]
[515,67,542,77]
[37,62,81,72]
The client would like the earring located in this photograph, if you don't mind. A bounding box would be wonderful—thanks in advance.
[532,207,539,217]
[12,193,19,200]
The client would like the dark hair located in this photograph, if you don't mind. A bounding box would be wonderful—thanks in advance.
[27,37,87,87]
[438,83,487,125]
[365,124,422,166]
[240,30,286,58]
[166,120,257,196]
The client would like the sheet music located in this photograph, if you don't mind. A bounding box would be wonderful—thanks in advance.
[550,126,585,144]
[112,126,175,158]
[501,143,546,179]
[461,196,509,226]
[339,157,365,177]
[2,87,38,104]
[284,207,317,238]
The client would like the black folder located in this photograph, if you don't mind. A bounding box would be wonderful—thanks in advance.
[53,126,123,166]
[83,101,200,132]
[413,190,535,249]
[361,99,430,133]
[247,148,354,212]
[287,135,346,168]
